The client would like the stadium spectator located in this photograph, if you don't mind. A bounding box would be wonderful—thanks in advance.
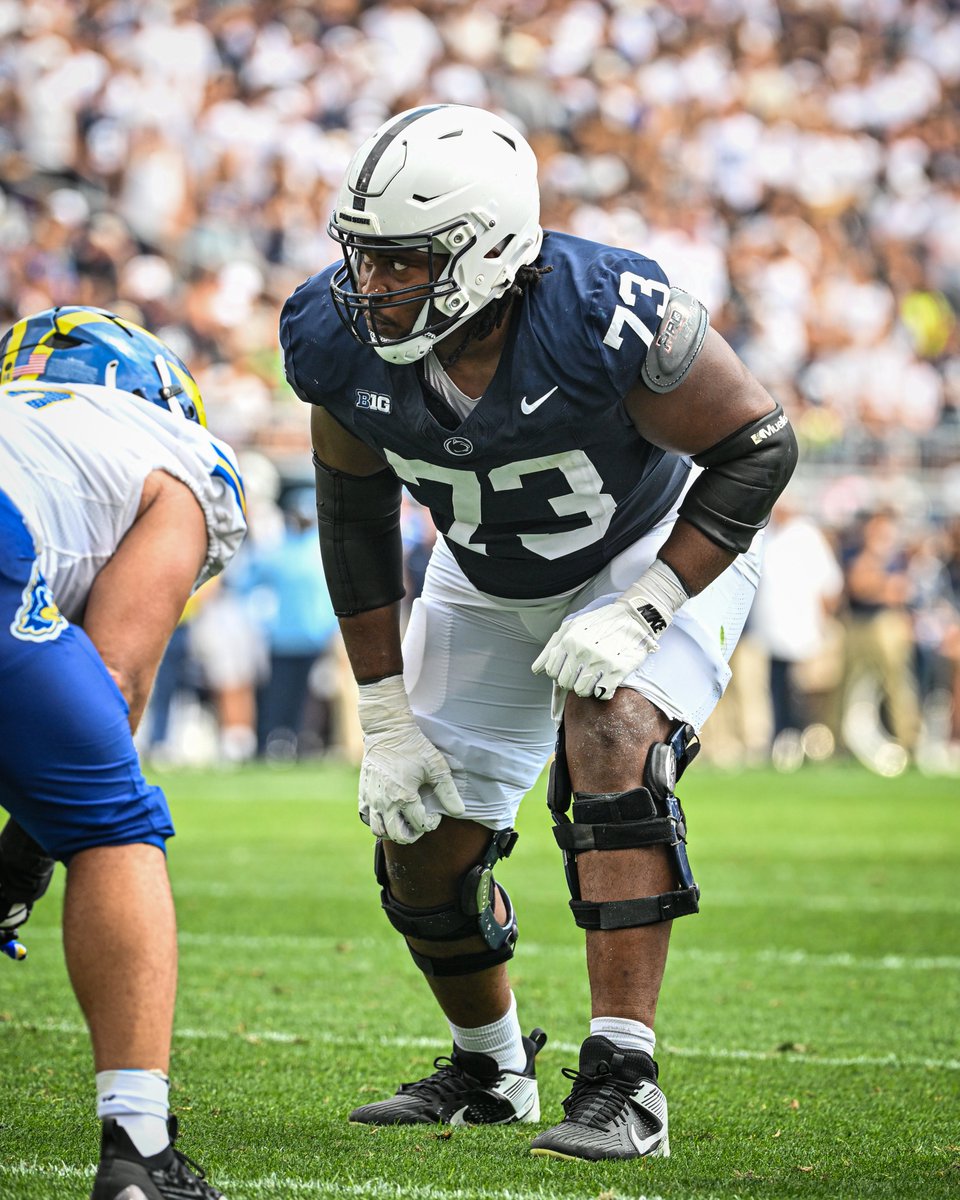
[280,104,797,1160]
[242,484,340,760]
[841,508,922,759]
[400,490,436,622]
[1,0,957,469]
[1,2,959,754]
[143,614,194,762]
[748,491,844,763]
[0,306,244,1200]
[185,571,266,764]
[908,525,960,761]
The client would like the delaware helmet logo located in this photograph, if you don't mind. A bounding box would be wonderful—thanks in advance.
[444,436,473,457]
[12,564,67,642]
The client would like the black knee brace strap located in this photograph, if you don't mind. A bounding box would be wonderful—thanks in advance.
[374,829,519,977]
[0,820,55,903]
[547,722,701,930]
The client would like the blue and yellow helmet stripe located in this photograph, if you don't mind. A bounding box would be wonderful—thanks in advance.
[0,306,206,427]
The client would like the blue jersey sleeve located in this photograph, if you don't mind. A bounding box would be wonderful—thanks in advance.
[279,262,355,403]
[583,249,671,398]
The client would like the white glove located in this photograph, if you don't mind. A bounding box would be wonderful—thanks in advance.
[356,674,465,844]
[532,559,689,703]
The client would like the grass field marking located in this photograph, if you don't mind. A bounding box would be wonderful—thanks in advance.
[704,892,960,914]
[681,946,960,971]
[0,1163,678,1200]
[4,1017,958,1072]
[168,879,960,915]
[15,928,960,972]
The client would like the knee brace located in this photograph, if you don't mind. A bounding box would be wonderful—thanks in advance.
[547,721,701,930]
[374,828,519,977]
[0,820,55,906]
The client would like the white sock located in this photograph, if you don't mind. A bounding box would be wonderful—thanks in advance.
[448,991,527,1073]
[96,1069,170,1157]
[590,1015,656,1058]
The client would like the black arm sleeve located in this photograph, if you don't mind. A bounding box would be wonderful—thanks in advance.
[314,452,405,617]
[678,405,799,554]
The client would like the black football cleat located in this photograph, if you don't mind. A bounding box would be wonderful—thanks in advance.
[349,1028,547,1126]
[530,1035,669,1160]
[90,1115,225,1200]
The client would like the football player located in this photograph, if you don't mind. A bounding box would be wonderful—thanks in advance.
[0,307,246,1199]
[280,105,798,1160]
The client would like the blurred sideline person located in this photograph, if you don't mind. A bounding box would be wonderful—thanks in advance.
[841,509,921,759]
[748,493,844,763]
[243,485,339,759]
[0,308,246,1200]
[281,106,797,1160]
[185,571,266,763]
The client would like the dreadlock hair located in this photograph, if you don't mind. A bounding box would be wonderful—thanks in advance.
[437,262,553,369]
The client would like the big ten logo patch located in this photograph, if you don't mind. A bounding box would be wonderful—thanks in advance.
[356,390,392,413]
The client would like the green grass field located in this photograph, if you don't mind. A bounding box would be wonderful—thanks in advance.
[1,761,957,1199]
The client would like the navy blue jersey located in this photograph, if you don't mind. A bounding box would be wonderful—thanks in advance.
[281,230,690,599]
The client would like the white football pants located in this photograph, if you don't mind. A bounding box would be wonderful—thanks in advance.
[401,514,762,830]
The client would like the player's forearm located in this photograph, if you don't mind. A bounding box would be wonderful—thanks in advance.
[654,518,737,598]
[338,603,405,684]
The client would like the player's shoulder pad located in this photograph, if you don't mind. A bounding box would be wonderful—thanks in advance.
[640,287,709,394]
[279,263,347,399]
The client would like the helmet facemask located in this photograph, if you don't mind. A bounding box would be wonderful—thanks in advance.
[328,224,469,364]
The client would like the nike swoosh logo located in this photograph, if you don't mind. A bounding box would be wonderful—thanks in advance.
[520,386,559,415]
[627,1120,666,1156]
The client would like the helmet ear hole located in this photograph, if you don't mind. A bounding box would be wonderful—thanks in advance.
[485,235,514,261]
[49,332,82,350]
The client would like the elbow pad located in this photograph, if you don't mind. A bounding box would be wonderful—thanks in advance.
[678,405,799,554]
[314,452,405,616]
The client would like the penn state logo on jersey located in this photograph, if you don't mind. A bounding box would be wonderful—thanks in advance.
[444,436,473,457]
[12,563,67,642]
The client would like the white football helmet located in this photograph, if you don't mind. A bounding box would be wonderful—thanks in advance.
[328,105,543,364]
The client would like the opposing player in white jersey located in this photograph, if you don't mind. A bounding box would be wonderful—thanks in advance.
[0,307,247,1200]
[281,106,798,1161]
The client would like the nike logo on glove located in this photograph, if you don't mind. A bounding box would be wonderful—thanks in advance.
[520,386,559,414]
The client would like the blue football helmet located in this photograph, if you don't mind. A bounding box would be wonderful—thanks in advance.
[0,306,206,426]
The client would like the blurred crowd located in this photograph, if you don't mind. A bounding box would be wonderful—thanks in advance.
[2,0,959,771]
[709,496,960,775]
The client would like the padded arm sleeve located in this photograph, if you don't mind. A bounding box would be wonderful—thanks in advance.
[678,405,799,554]
[314,452,405,617]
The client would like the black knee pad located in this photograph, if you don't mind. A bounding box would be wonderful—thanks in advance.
[547,721,701,930]
[374,828,519,977]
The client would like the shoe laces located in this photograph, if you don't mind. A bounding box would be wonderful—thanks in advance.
[156,1117,221,1199]
[559,1061,638,1129]
[398,1055,478,1104]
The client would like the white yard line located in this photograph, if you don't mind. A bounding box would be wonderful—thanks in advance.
[2,1018,957,1072]
[167,881,960,915]
[16,927,959,971]
[0,1163,678,1200]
